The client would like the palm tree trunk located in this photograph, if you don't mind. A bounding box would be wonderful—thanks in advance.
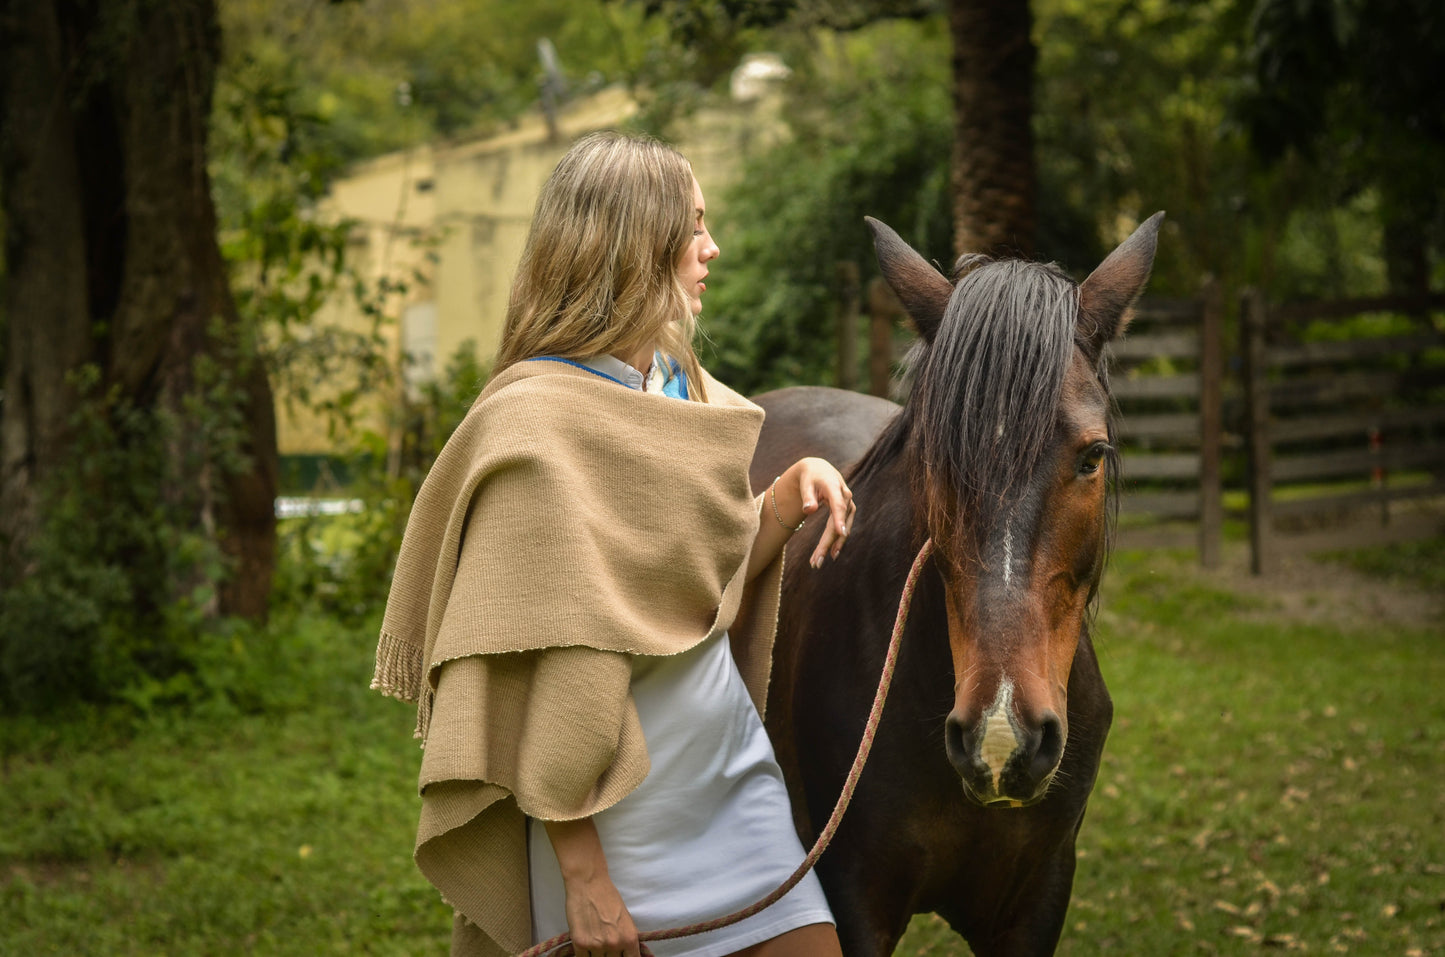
[949,0,1038,259]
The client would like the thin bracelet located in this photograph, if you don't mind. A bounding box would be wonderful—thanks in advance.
[769,475,806,532]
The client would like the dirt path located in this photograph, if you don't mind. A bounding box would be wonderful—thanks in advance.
[1175,540,1442,633]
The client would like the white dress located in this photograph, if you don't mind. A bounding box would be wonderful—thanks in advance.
[527,631,835,956]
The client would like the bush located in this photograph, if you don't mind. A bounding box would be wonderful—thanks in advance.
[0,371,232,712]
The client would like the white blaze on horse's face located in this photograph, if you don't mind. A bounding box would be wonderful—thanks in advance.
[1001,522,1014,589]
[978,679,1020,789]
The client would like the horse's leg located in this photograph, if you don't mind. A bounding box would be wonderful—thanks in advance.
[815,761,945,957]
[788,713,922,957]
[822,855,917,957]
[936,841,1078,957]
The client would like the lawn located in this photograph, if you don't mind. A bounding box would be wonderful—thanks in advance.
[2,541,1441,955]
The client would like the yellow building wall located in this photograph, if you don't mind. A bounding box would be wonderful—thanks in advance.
[280,74,787,458]
[273,145,439,457]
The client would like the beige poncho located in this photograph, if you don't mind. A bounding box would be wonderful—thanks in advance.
[372,359,785,956]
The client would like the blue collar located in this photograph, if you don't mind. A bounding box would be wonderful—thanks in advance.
[526,354,689,399]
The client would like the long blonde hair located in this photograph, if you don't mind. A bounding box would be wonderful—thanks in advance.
[495,131,708,401]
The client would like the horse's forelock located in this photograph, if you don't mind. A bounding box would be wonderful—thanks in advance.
[908,258,1080,561]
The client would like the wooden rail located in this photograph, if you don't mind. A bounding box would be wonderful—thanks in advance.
[1109,282,1225,566]
[1240,289,1445,574]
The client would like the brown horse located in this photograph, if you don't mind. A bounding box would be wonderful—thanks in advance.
[748,213,1163,956]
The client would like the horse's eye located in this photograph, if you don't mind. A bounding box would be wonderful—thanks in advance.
[1078,442,1110,476]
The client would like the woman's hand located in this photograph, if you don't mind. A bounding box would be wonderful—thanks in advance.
[785,457,856,568]
[749,457,857,580]
[562,872,639,957]
[543,819,641,957]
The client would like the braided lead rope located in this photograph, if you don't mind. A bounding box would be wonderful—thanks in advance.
[521,539,936,957]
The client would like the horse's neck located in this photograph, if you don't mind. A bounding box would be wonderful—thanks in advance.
[852,451,924,557]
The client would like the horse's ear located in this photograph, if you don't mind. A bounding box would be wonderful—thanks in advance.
[866,216,951,343]
[1078,211,1165,362]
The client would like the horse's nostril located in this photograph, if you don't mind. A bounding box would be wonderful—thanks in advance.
[944,714,968,768]
[1030,711,1065,780]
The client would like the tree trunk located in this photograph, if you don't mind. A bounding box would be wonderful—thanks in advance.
[0,0,276,617]
[1382,212,1430,300]
[0,0,94,573]
[948,0,1038,259]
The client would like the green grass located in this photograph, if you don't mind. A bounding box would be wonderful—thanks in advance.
[1053,549,1443,956]
[1328,536,1445,595]
[0,614,451,955]
[2,544,1441,955]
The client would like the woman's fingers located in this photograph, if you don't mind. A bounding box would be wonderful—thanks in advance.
[820,478,854,537]
[574,931,640,957]
[809,487,855,568]
[791,457,857,568]
[810,526,836,568]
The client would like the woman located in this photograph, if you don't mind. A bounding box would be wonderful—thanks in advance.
[373,131,853,957]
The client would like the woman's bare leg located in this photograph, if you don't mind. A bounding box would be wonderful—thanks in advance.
[727,922,842,957]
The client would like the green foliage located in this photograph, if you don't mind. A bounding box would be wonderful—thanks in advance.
[0,364,240,713]
[698,0,1415,393]
[211,13,404,443]
[368,0,662,136]
[1034,0,1261,293]
[395,339,492,486]
[702,18,953,393]
[1029,0,1440,301]
[0,0,421,714]
[1240,0,1445,295]
[218,0,679,150]
[209,1,444,633]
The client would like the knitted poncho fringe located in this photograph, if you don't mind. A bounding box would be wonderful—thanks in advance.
[372,360,785,957]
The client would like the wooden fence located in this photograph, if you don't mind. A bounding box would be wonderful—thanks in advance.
[1106,284,1225,565]
[853,270,1445,573]
[1241,290,1445,573]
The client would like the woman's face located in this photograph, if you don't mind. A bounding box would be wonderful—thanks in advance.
[677,176,720,315]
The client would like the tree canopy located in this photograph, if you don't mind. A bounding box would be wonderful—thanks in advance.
[1241,0,1445,299]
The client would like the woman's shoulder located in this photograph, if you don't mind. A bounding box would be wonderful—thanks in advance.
[695,367,757,412]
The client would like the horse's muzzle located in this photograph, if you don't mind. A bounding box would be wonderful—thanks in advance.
[944,708,1065,806]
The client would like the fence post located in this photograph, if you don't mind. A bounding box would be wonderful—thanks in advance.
[835,261,860,390]
[1242,288,1275,575]
[1198,278,1224,568]
[867,276,900,398]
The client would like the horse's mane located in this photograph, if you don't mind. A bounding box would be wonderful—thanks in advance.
[852,254,1116,572]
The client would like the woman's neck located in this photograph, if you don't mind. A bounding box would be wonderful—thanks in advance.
[612,343,656,374]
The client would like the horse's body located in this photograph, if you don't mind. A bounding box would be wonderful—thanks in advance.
[748,215,1162,956]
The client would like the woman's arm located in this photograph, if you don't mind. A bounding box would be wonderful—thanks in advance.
[542,817,642,957]
[747,457,856,580]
